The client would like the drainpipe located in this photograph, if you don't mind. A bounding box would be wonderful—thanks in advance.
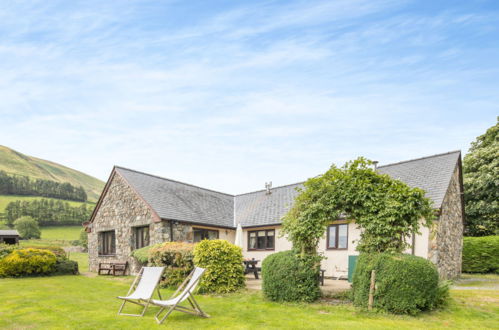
[169,220,174,242]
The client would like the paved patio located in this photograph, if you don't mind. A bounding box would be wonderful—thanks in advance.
[245,275,351,294]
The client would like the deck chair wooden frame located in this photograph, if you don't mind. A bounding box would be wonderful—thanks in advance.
[117,266,165,317]
[151,267,209,324]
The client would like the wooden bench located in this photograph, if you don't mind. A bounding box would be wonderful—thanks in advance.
[98,262,128,276]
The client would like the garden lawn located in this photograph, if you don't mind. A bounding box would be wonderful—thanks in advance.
[0,274,497,329]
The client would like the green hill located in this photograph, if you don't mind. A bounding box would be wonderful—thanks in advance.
[0,145,104,202]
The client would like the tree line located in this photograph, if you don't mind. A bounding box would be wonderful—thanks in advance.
[5,199,94,226]
[0,171,87,202]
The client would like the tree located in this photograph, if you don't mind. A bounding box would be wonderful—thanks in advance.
[14,216,41,239]
[463,117,499,236]
[282,157,435,256]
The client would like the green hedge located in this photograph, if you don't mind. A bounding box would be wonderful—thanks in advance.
[462,236,499,273]
[132,244,160,264]
[54,259,79,275]
[352,253,442,315]
[193,240,245,294]
[262,250,321,303]
[148,242,195,288]
[0,248,57,277]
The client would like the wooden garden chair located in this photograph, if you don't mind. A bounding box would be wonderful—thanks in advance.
[117,266,165,317]
[150,267,209,324]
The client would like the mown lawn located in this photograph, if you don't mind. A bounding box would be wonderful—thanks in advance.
[0,271,497,329]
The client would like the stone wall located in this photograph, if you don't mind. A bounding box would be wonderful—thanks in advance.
[428,164,464,279]
[87,172,197,274]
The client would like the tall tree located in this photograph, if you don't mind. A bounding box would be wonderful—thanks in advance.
[463,117,499,236]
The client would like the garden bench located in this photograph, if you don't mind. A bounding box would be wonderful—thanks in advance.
[98,262,128,276]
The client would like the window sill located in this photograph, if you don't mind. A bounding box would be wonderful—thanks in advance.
[98,254,117,257]
[247,249,275,251]
[326,248,348,251]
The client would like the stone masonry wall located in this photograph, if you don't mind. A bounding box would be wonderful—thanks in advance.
[428,164,464,279]
[88,172,195,274]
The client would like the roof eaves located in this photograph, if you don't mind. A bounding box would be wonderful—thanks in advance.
[377,150,461,169]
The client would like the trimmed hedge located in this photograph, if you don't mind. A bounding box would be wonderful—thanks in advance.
[262,250,321,303]
[193,239,245,294]
[0,248,57,277]
[132,244,160,264]
[148,242,195,288]
[462,236,499,273]
[352,253,441,315]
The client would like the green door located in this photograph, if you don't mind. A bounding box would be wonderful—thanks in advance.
[348,255,358,283]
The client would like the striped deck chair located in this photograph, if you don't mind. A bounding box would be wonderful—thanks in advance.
[117,266,165,317]
[150,267,209,324]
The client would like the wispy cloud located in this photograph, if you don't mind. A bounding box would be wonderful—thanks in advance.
[0,0,498,193]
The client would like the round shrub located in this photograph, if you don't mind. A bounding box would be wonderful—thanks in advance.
[462,236,499,273]
[148,242,195,288]
[132,243,160,265]
[193,239,245,294]
[0,248,57,277]
[24,246,67,259]
[352,253,440,315]
[262,250,321,303]
[54,259,79,275]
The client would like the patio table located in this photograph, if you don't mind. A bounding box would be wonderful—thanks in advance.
[243,259,260,279]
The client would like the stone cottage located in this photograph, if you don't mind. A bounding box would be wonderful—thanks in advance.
[86,150,464,279]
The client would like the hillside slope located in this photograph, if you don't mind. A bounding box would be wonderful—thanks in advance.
[0,145,104,202]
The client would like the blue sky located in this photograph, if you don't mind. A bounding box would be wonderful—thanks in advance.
[0,0,498,194]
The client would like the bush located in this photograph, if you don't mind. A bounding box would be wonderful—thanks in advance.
[54,259,79,275]
[462,236,499,273]
[352,253,440,315]
[0,248,57,277]
[79,229,88,250]
[24,245,67,260]
[262,250,321,302]
[132,244,160,264]
[193,239,245,294]
[14,216,40,239]
[0,243,19,259]
[148,242,195,288]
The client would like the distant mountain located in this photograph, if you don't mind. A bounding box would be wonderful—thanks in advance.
[0,145,104,202]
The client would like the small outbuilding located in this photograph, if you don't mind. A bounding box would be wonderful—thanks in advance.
[0,230,20,245]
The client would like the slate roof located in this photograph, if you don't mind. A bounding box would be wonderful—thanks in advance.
[377,150,461,209]
[115,167,234,228]
[235,183,304,227]
[108,151,460,229]
[0,230,19,236]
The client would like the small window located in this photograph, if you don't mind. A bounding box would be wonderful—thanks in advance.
[134,226,149,249]
[327,224,348,249]
[248,229,275,250]
[193,228,219,243]
[99,230,116,255]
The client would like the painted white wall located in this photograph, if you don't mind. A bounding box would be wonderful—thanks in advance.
[235,221,431,277]
[241,226,292,262]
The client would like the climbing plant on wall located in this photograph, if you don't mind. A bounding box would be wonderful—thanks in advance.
[282,157,435,256]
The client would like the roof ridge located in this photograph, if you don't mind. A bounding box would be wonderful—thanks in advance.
[377,150,461,169]
[235,181,304,197]
[114,166,235,197]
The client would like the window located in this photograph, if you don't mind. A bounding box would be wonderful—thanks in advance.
[99,230,116,255]
[248,229,275,250]
[134,226,149,249]
[193,228,219,242]
[327,224,348,249]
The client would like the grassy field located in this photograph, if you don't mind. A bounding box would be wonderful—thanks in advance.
[0,272,497,329]
[17,225,83,247]
[0,194,94,213]
[0,145,104,202]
